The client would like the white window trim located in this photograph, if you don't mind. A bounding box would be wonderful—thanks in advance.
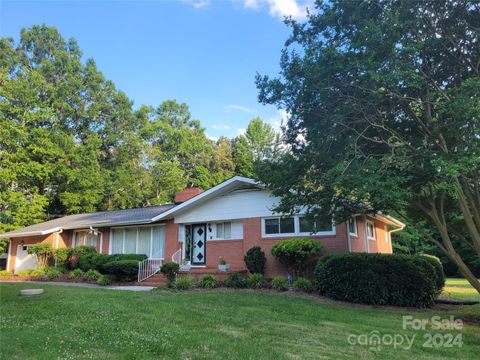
[261,215,336,238]
[109,224,165,260]
[348,217,358,237]
[366,221,376,240]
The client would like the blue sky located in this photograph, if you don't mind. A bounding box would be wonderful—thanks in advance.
[1,0,314,140]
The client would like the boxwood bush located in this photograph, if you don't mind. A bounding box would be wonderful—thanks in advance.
[103,260,139,282]
[244,246,266,275]
[315,253,438,308]
[160,262,180,287]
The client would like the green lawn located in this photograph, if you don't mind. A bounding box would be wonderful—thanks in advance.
[0,284,479,359]
[442,278,480,302]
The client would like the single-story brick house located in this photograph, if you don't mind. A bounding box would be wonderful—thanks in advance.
[0,176,404,281]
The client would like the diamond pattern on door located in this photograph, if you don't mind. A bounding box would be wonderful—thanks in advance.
[192,224,206,265]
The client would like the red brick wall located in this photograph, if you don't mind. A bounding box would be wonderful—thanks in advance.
[164,220,181,261]
[206,240,244,270]
[242,217,350,278]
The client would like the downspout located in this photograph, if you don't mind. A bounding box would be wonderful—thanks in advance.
[6,240,12,272]
[54,229,63,266]
[363,215,369,253]
[347,222,352,252]
[387,226,405,253]
[90,226,103,253]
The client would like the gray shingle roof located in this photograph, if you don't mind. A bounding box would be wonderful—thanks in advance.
[0,204,176,238]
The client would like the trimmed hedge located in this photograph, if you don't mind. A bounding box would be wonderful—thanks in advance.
[103,260,139,282]
[418,254,445,294]
[77,253,147,272]
[315,253,438,308]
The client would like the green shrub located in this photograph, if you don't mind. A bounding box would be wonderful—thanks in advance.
[103,260,139,282]
[271,276,289,291]
[107,254,147,262]
[198,274,219,289]
[97,275,111,286]
[17,269,34,276]
[30,268,46,279]
[84,269,102,281]
[55,248,74,269]
[247,273,266,289]
[27,243,54,268]
[174,275,196,290]
[44,267,63,280]
[418,254,446,294]
[69,268,85,279]
[224,272,248,288]
[160,262,180,286]
[0,270,12,276]
[244,246,266,275]
[72,246,97,257]
[69,246,97,269]
[271,238,322,276]
[77,253,109,272]
[293,277,312,292]
[315,253,438,308]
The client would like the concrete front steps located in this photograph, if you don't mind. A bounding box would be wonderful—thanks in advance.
[138,267,248,286]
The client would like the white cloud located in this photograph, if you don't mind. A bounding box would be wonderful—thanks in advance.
[206,134,219,141]
[266,108,289,132]
[243,0,313,21]
[237,128,247,135]
[212,123,231,130]
[224,104,256,113]
[182,0,210,9]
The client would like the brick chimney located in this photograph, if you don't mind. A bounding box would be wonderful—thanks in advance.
[175,187,204,204]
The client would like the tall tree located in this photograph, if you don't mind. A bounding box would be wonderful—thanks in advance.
[256,0,480,291]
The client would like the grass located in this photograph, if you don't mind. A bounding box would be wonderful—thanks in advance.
[442,278,480,302]
[0,283,479,359]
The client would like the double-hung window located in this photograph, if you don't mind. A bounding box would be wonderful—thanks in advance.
[348,217,358,236]
[216,222,232,239]
[366,221,376,240]
[73,230,99,248]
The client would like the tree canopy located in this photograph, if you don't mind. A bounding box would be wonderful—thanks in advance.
[256,0,480,291]
[0,25,275,234]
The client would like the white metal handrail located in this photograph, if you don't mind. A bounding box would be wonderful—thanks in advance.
[171,248,182,264]
[138,259,163,282]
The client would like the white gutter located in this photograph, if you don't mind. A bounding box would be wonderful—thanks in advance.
[6,240,12,272]
[90,226,103,253]
[363,215,369,253]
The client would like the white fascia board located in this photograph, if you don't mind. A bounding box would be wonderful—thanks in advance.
[150,176,259,222]
[0,227,61,239]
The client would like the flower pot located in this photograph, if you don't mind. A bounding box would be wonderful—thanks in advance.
[179,264,191,272]
[218,264,230,272]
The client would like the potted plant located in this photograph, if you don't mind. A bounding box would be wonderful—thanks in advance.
[218,257,230,272]
[179,258,191,272]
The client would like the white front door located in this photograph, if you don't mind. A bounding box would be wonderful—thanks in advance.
[191,224,206,265]
[15,245,37,273]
